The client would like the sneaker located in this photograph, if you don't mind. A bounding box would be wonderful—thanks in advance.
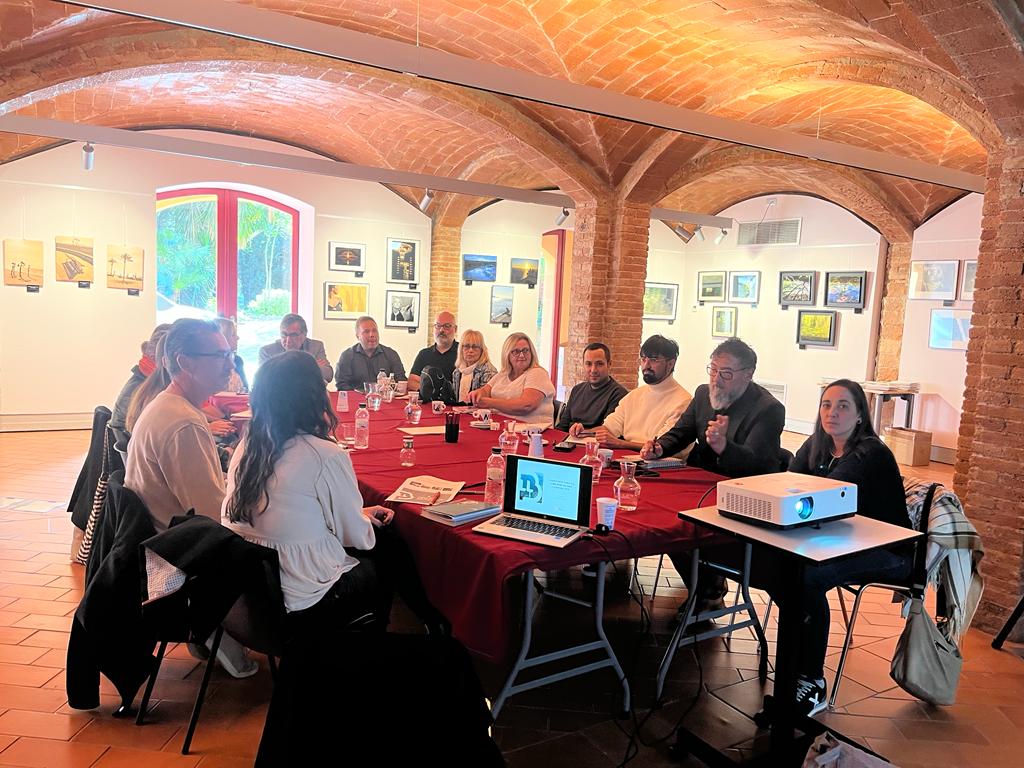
[207,634,259,679]
[794,676,827,716]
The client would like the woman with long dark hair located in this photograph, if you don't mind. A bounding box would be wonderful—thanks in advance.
[778,378,911,716]
[222,350,446,635]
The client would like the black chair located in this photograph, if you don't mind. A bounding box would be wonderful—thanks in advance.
[68,406,112,561]
[993,594,1024,650]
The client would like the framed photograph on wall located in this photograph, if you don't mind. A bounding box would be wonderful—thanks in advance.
[960,260,978,301]
[327,241,365,273]
[796,309,837,347]
[462,253,497,282]
[3,239,45,287]
[490,285,513,324]
[55,236,95,282]
[324,281,369,320]
[510,258,539,285]
[825,271,867,309]
[385,289,420,329]
[697,271,726,302]
[728,270,760,304]
[711,305,736,338]
[778,270,816,306]
[387,237,420,284]
[908,260,958,300]
[929,308,972,350]
[642,281,678,321]
[106,245,145,291]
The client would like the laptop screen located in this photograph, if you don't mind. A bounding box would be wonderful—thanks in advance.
[503,455,592,526]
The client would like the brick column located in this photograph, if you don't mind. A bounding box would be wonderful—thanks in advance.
[565,199,651,389]
[955,145,1024,638]
[426,216,464,346]
[873,240,913,379]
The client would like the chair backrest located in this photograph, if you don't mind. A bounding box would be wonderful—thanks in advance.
[778,448,794,471]
[221,555,288,658]
[906,480,941,594]
[552,399,564,427]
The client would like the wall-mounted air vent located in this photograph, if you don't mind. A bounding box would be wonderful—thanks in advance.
[737,219,801,246]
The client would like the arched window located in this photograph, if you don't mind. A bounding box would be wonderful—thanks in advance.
[155,187,299,374]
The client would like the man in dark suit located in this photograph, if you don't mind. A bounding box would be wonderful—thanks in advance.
[642,337,786,612]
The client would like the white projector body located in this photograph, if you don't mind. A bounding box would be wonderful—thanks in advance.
[717,472,857,529]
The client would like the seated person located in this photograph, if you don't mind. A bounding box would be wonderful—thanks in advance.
[260,313,333,383]
[222,351,448,636]
[110,323,171,442]
[761,379,911,715]
[452,329,497,403]
[334,316,407,391]
[557,342,627,432]
[642,337,785,615]
[407,311,459,392]
[215,317,249,393]
[124,318,255,678]
[468,332,554,427]
[571,335,690,450]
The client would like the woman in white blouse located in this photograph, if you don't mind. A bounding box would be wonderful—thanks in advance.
[452,329,497,403]
[468,332,555,426]
[222,351,446,635]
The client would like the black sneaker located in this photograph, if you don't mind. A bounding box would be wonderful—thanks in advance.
[794,676,827,716]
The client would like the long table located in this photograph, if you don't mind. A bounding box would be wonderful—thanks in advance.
[334,395,721,711]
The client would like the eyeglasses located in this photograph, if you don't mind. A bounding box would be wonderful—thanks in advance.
[434,323,455,330]
[462,344,482,350]
[280,331,304,339]
[509,348,531,357]
[707,365,749,381]
[639,355,665,364]
[186,350,234,362]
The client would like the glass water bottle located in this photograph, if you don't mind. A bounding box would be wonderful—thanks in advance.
[579,438,603,484]
[399,437,415,467]
[614,461,641,511]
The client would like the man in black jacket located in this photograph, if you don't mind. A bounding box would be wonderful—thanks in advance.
[642,337,786,612]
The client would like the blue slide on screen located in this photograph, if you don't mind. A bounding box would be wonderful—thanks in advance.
[513,458,581,522]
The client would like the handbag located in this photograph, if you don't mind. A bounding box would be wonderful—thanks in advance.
[889,596,962,705]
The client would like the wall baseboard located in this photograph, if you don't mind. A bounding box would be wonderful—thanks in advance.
[785,418,814,436]
[0,413,93,432]
[931,444,956,465]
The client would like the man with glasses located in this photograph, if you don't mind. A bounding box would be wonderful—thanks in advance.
[259,313,333,382]
[570,335,691,450]
[557,342,627,432]
[407,311,459,393]
[334,315,407,391]
[642,337,785,614]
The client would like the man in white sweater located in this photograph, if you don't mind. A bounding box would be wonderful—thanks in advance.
[571,335,692,451]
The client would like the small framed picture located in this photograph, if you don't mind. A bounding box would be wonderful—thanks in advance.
[908,260,959,301]
[3,238,46,287]
[778,270,816,306]
[825,271,867,309]
[328,241,365,273]
[385,289,420,329]
[728,271,760,304]
[929,308,972,350]
[796,309,838,347]
[490,285,514,324]
[387,237,420,284]
[462,253,497,282]
[697,270,726,302]
[324,282,369,320]
[642,281,678,321]
[510,258,539,285]
[960,260,977,301]
[711,305,736,338]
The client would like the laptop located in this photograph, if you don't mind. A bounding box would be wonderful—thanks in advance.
[473,455,593,548]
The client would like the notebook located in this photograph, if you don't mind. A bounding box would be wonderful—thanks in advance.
[472,455,593,548]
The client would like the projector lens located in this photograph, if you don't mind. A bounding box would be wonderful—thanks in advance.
[796,496,814,520]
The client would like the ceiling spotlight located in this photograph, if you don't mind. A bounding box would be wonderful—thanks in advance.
[694,225,705,242]
[555,207,569,226]
[418,189,434,211]
[672,224,693,243]
[82,143,95,171]
[714,228,728,245]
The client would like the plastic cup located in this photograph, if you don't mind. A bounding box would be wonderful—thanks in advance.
[596,497,618,530]
[340,423,356,447]
[396,381,408,395]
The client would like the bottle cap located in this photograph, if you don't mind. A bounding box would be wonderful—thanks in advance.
[491,447,501,454]
[358,402,367,408]
[403,437,414,447]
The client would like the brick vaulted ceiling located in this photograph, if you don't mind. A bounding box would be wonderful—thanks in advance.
[0,0,999,232]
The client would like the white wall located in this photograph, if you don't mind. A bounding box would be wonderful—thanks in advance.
[460,201,566,376]
[644,194,886,432]
[898,193,982,455]
[0,131,429,427]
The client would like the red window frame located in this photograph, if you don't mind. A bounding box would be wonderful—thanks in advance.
[156,187,300,319]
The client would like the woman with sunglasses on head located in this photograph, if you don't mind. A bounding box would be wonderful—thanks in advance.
[222,351,448,637]
[468,332,555,427]
[452,329,497,404]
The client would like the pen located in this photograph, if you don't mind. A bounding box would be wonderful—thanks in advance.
[578,430,596,437]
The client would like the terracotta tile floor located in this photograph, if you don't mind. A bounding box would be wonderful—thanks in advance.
[1,430,1022,766]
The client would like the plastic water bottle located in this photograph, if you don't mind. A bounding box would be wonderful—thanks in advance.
[354,402,370,449]
[484,447,505,505]
[399,437,415,467]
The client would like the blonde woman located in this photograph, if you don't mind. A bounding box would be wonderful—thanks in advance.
[452,330,497,403]
[468,332,554,426]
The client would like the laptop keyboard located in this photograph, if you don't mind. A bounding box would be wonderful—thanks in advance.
[496,515,578,539]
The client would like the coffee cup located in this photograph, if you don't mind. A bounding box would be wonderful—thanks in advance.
[597,448,613,468]
[396,381,408,395]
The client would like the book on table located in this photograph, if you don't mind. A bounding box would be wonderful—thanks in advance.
[421,500,500,526]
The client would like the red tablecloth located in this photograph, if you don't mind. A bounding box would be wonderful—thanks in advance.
[335,395,722,663]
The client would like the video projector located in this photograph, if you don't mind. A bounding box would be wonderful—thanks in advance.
[716,472,857,529]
